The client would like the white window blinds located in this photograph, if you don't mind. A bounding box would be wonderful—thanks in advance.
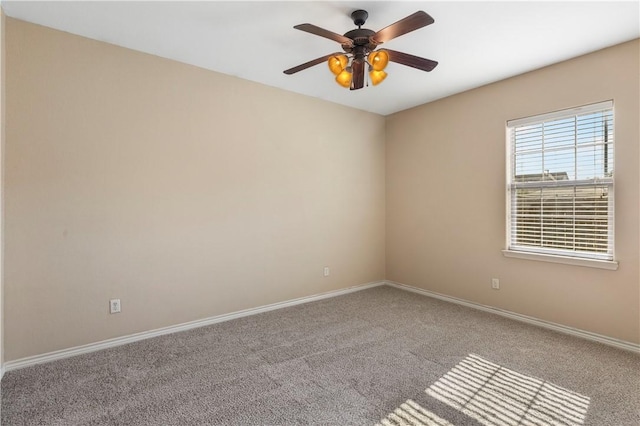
[506,101,614,261]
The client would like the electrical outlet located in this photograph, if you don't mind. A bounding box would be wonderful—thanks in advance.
[491,278,500,290]
[323,266,330,277]
[110,299,121,314]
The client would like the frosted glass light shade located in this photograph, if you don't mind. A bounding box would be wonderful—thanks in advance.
[369,70,387,86]
[368,50,389,71]
[328,55,348,75]
[335,69,352,88]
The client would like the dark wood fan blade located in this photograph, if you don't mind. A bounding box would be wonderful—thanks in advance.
[371,11,434,44]
[350,60,365,90]
[385,49,438,72]
[284,52,341,75]
[294,24,353,46]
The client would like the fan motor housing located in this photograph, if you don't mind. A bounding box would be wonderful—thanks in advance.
[342,28,376,53]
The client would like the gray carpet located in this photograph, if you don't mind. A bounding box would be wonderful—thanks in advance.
[1,286,639,425]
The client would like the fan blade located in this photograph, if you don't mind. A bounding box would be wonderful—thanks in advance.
[371,11,434,44]
[284,52,341,75]
[294,24,354,46]
[385,49,438,72]
[350,60,365,90]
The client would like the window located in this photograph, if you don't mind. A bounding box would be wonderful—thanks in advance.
[505,101,616,269]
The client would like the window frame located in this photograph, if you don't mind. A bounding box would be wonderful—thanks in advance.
[503,101,618,270]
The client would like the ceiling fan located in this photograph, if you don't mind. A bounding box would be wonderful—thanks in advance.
[284,9,438,90]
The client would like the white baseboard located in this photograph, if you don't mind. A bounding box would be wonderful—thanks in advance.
[4,278,636,374]
[3,281,386,373]
[385,280,640,354]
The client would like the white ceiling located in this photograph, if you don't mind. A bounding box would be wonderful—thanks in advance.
[2,1,639,116]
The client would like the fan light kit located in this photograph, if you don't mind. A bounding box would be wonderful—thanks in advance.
[284,9,438,91]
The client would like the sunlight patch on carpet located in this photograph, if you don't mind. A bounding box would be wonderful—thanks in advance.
[426,353,590,426]
[376,399,455,426]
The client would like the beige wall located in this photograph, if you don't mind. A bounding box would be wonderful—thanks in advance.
[386,40,640,344]
[4,19,386,361]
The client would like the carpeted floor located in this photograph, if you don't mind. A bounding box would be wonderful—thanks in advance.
[1,286,639,425]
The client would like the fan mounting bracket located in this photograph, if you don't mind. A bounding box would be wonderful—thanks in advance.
[351,10,368,27]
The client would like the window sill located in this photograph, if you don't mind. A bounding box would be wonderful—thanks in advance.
[502,250,619,270]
